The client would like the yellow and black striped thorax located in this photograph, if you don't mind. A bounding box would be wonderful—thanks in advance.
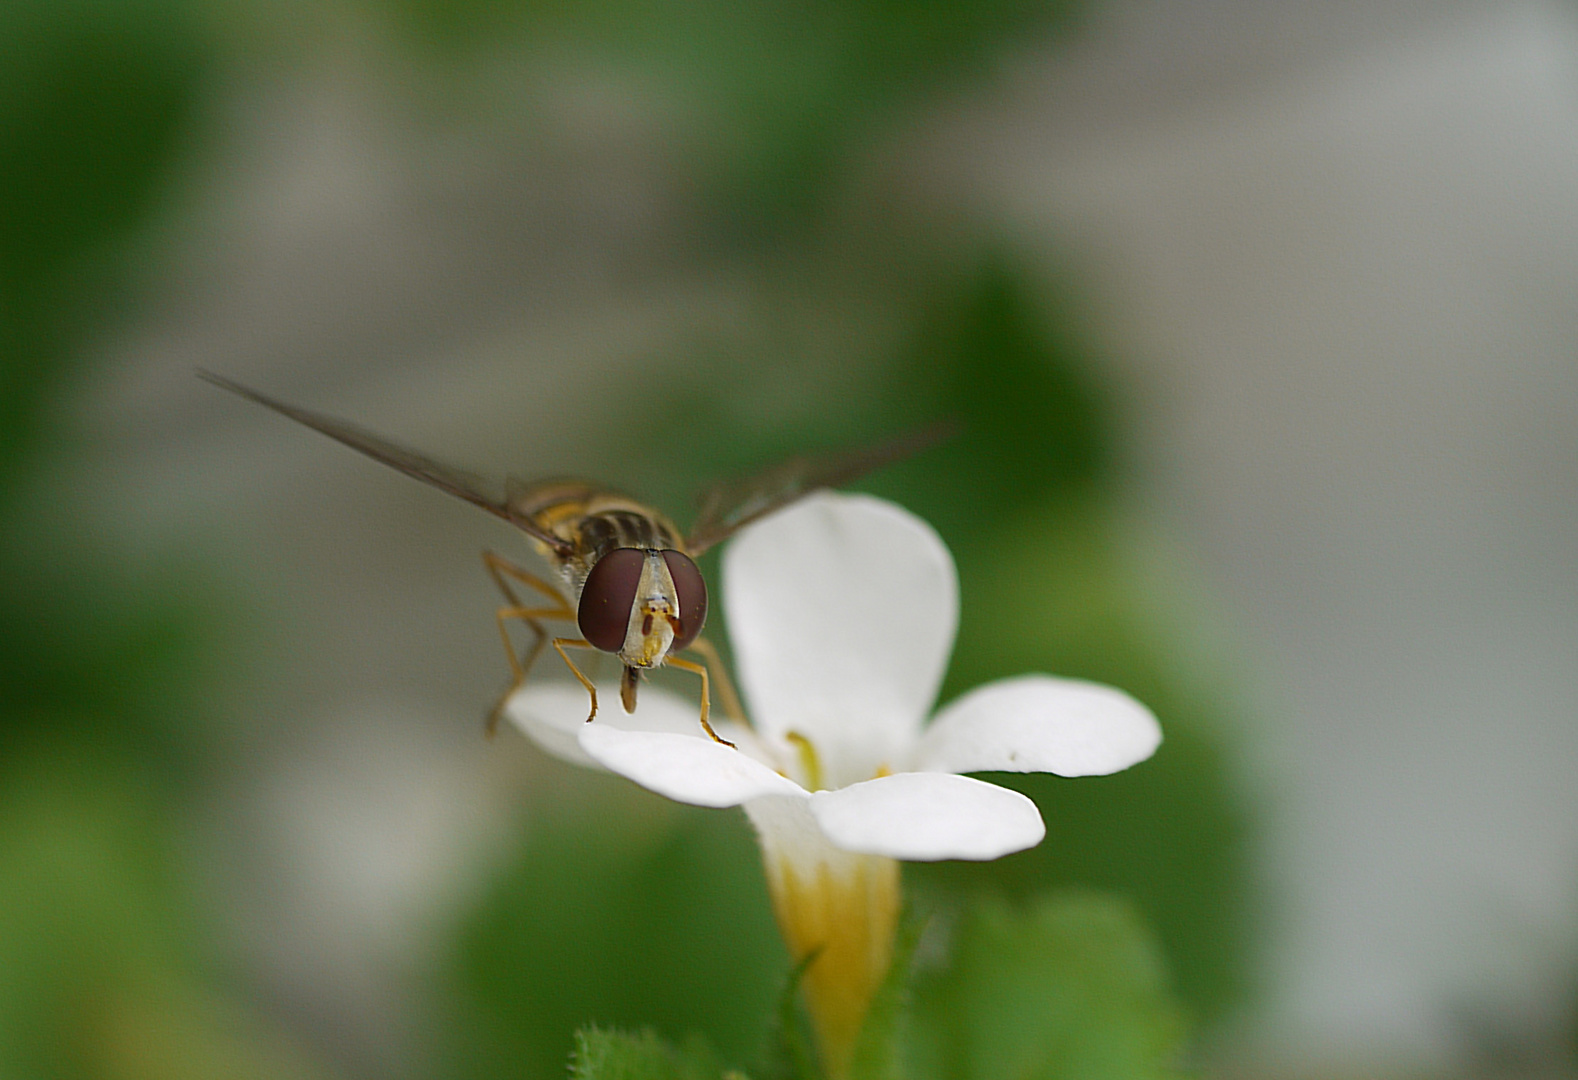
[577,507,684,559]
[511,481,686,564]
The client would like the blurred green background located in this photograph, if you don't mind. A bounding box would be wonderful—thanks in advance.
[5,0,1577,1077]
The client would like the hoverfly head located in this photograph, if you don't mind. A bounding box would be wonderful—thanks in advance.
[577,548,708,688]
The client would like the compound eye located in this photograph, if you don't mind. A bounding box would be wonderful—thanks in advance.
[578,548,645,652]
[662,550,708,650]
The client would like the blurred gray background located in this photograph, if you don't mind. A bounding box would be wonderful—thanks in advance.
[22,0,1578,1076]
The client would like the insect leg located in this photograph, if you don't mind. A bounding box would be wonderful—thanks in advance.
[552,638,601,723]
[484,550,571,612]
[665,655,735,748]
[482,552,576,736]
[681,636,748,727]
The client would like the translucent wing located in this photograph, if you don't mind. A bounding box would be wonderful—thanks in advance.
[199,371,574,557]
[684,420,954,556]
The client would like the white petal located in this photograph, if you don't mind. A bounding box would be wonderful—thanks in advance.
[743,793,838,866]
[723,492,958,785]
[915,674,1162,777]
[504,683,608,769]
[579,723,809,808]
[505,682,730,771]
[808,772,1045,861]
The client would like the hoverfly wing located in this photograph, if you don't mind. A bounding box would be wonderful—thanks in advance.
[684,419,954,556]
[199,370,574,557]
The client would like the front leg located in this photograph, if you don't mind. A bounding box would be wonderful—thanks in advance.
[553,637,600,723]
[482,551,576,736]
[666,655,735,748]
[682,636,748,727]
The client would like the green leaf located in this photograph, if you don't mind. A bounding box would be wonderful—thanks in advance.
[845,914,924,1080]
[909,893,1188,1080]
[377,0,1089,237]
[0,0,207,469]
[904,259,1118,520]
[760,951,822,1080]
[570,1027,740,1080]
[0,743,332,1080]
[444,786,786,1080]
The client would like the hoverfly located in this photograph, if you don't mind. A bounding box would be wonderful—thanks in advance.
[200,371,947,747]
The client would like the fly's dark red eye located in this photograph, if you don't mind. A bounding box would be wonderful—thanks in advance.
[662,550,708,650]
[578,548,644,652]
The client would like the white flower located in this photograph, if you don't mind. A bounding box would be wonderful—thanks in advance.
[507,491,1161,1079]
[507,490,1161,862]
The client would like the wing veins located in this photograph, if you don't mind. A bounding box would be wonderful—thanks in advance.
[198,371,572,556]
[685,420,954,555]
